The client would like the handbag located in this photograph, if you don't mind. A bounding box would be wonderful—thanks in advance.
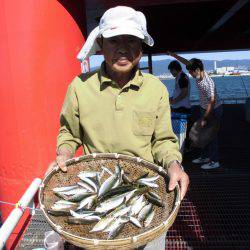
[189,115,220,148]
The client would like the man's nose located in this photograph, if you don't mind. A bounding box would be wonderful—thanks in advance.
[117,42,128,54]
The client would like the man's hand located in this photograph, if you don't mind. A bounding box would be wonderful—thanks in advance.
[200,118,207,128]
[44,149,72,176]
[56,154,71,172]
[44,154,70,176]
[56,148,73,172]
[168,161,189,200]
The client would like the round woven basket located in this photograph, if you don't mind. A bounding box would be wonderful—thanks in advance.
[39,153,181,249]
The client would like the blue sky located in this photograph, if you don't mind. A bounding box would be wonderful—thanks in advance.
[89,50,250,68]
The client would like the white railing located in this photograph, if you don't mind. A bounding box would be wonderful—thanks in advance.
[0,178,42,249]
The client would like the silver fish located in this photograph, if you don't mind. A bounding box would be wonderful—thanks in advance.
[133,201,147,216]
[97,172,102,189]
[115,165,122,175]
[95,197,125,213]
[64,191,93,202]
[111,206,131,218]
[67,216,100,224]
[112,178,122,189]
[101,166,113,176]
[112,166,123,189]
[90,217,114,232]
[52,184,78,193]
[106,217,129,239]
[145,193,164,207]
[108,223,125,240]
[49,204,76,216]
[122,172,132,184]
[86,195,96,209]
[77,194,97,210]
[138,204,153,222]
[139,175,159,182]
[47,210,70,216]
[54,190,79,200]
[137,180,159,188]
[78,171,100,178]
[54,200,76,205]
[70,210,94,218]
[74,207,96,214]
[78,176,99,193]
[98,173,119,197]
[129,216,142,228]
[107,204,126,217]
[51,203,76,211]
[130,195,146,216]
[144,209,155,227]
[148,190,161,200]
[77,181,95,192]
[56,187,88,196]
[127,195,140,206]
[104,216,129,233]
[101,190,136,207]
[83,215,101,221]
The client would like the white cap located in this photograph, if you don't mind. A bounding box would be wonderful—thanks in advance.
[77,6,154,61]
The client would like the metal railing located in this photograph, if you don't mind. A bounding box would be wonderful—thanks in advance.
[190,96,248,105]
[0,178,42,249]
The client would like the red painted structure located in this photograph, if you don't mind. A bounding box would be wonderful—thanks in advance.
[0,1,86,248]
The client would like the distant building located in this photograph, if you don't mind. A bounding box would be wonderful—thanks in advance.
[215,66,235,75]
[214,61,217,71]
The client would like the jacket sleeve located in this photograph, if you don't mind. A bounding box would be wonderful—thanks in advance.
[151,86,182,169]
[57,80,82,155]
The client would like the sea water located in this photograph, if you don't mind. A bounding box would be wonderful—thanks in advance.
[163,75,250,102]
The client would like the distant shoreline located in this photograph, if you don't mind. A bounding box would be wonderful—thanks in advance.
[158,73,250,80]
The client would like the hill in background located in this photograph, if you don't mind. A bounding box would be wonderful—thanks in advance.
[139,59,250,76]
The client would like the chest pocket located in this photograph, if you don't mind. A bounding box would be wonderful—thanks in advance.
[133,111,156,136]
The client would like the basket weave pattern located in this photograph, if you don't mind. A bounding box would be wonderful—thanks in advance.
[39,153,180,249]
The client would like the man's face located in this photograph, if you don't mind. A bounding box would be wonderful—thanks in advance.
[100,35,142,74]
[169,69,178,78]
[189,69,201,79]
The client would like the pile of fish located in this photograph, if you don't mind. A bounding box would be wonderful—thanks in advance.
[48,165,164,239]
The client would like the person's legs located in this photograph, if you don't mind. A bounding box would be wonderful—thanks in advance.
[208,136,219,162]
[201,105,223,169]
[172,107,191,153]
[201,143,210,159]
[208,105,223,162]
[199,108,210,160]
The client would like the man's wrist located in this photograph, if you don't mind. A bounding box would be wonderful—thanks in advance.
[56,147,73,157]
[168,160,184,171]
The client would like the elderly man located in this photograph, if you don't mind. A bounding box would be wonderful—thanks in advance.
[49,6,189,249]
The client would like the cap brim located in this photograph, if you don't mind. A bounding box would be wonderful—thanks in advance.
[102,27,144,39]
[102,27,154,47]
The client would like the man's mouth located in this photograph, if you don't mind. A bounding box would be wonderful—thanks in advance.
[116,57,130,66]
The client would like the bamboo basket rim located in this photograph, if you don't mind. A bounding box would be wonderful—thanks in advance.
[39,153,181,248]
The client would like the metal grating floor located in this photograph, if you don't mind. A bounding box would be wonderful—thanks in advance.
[166,171,250,249]
[18,170,250,249]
